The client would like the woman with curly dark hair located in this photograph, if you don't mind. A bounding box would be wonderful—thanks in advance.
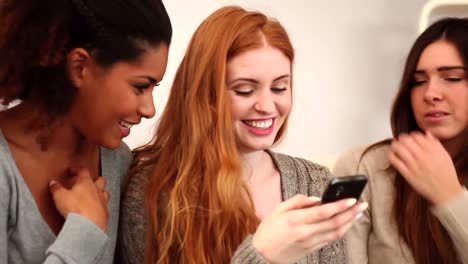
[0,0,172,262]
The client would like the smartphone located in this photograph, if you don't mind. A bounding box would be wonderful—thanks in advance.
[321,175,368,204]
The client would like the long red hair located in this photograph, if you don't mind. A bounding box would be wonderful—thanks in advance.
[129,6,294,264]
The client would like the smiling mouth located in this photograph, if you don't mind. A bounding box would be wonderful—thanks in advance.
[119,120,134,129]
[243,119,274,129]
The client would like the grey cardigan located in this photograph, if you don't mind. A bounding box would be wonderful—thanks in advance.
[118,150,346,264]
[0,130,133,264]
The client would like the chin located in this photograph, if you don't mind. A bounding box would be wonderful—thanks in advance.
[101,138,123,149]
[245,141,274,152]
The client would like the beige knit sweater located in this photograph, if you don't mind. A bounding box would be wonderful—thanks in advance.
[117,150,347,264]
[333,144,468,264]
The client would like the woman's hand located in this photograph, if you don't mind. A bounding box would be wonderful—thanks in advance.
[252,194,367,264]
[388,131,463,205]
[49,167,110,232]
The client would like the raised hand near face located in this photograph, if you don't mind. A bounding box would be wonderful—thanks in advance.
[388,131,464,205]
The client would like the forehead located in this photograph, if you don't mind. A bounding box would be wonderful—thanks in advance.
[105,44,169,80]
[226,45,291,80]
[417,40,464,69]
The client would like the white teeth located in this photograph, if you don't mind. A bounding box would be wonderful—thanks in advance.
[119,121,133,129]
[245,119,273,129]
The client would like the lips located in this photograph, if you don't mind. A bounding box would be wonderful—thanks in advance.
[424,111,449,117]
[118,120,138,137]
[242,118,275,136]
[423,110,449,123]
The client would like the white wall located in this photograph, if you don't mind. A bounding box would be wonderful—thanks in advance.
[123,0,429,167]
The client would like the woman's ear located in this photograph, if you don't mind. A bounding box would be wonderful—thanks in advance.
[66,48,92,88]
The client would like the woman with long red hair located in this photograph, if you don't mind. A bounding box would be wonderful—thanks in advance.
[334,17,468,264]
[118,6,366,264]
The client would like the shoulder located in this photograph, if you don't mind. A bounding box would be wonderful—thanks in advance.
[0,140,15,200]
[270,150,331,177]
[101,141,133,182]
[113,141,133,172]
[333,144,391,176]
[118,168,149,264]
[269,150,332,196]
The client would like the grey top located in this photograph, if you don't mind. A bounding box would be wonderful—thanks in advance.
[0,130,133,264]
[118,150,346,264]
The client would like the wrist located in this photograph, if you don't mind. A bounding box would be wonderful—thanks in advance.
[79,212,108,232]
[430,184,464,206]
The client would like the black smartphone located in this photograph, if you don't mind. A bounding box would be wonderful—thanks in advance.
[321,175,368,204]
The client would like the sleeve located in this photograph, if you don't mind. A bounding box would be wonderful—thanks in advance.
[318,240,346,264]
[0,176,9,264]
[333,147,371,264]
[44,213,108,264]
[230,235,268,264]
[116,172,147,264]
[431,189,468,264]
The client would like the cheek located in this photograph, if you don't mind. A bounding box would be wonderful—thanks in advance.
[409,88,421,113]
[277,95,292,116]
[229,98,250,120]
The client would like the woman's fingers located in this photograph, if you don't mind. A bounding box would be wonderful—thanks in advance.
[305,202,367,232]
[290,198,357,224]
[273,194,321,215]
[94,176,107,192]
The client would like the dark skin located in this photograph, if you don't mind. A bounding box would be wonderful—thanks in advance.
[0,45,167,235]
[0,103,104,235]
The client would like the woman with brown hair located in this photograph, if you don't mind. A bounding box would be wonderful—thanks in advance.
[334,17,468,264]
[119,5,367,264]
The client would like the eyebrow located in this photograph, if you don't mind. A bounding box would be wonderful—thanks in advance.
[136,75,159,84]
[414,66,466,74]
[228,74,290,85]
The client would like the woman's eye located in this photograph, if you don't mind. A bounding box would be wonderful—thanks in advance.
[234,90,254,96]
[412,79,426,87]
[133,84,151,94]
[445,77,463,82]
[271,87,287,93]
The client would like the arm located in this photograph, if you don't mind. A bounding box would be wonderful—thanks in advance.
[45,168,111,264]
[44,214,108,264]
[431,189,468,264]
[231,235,268,264]
[333,147,371,264]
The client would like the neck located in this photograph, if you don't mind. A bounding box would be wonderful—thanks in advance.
[239,149,272,183]
[0,101,98,157]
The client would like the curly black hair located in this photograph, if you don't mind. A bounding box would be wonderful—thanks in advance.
[0,0,172,118]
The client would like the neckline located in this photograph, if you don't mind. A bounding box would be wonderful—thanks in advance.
[265,149,295,202]
[0,129,107,239]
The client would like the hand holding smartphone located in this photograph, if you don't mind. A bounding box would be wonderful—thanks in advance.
[321,175,368,204]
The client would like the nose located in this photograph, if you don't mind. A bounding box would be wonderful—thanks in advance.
[423,78,443,103]
[138,91,156,119]
[254,90,275,114]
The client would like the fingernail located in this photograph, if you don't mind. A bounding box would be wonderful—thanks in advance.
[49,180,57,187]
[309,196,321,202]
[355,213,363,220]
[346,198,357,206]
[358,202,369,211]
